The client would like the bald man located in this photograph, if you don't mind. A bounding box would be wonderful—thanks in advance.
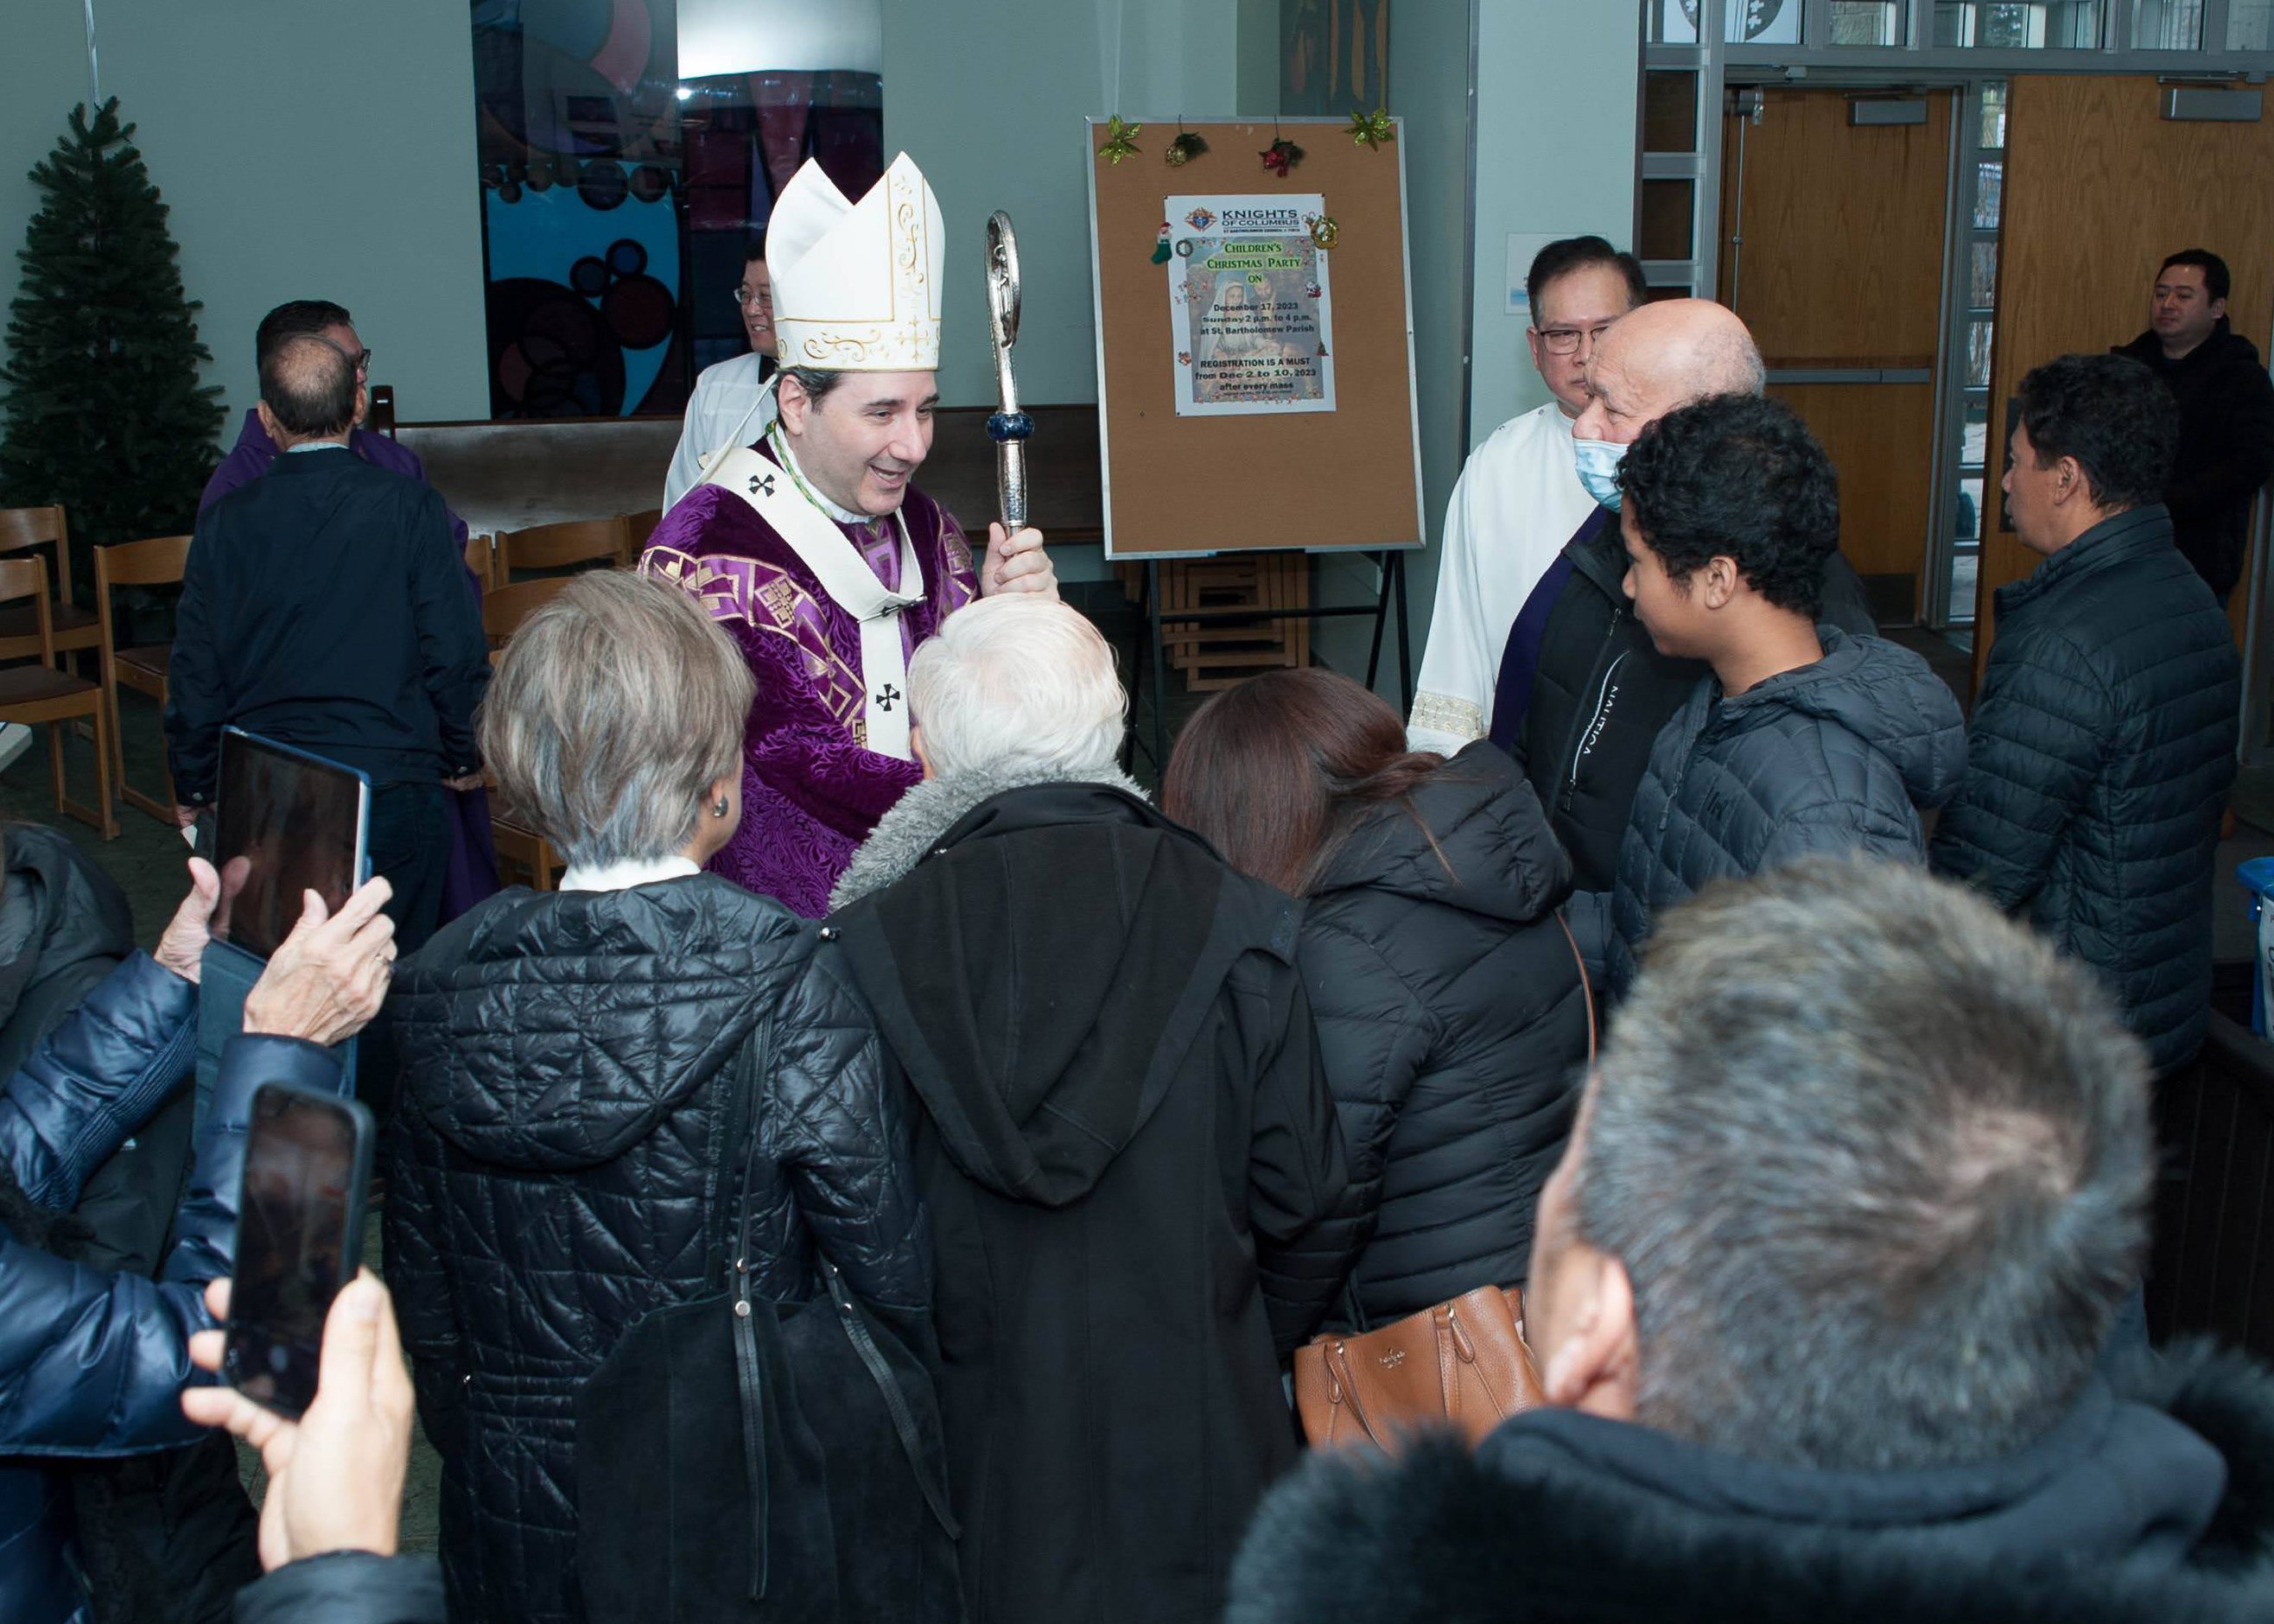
[1487,300,1876,890]
[168,333,490,952]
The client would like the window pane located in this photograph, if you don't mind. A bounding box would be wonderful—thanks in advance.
[1962,401,1989,467]
[1967,320,1996,389]
[1649,0,1701,44]
[1644,71,1700,155]
[1728,0,1803,42]
[1829,1,1904,42]
[1639,179,1697,262]
[1937,2,2104,45]
[2131,0,2202,46]
[2230,0,2274,48]
[1968,242,1998,308]
[1957,478,1984,542]
[1979,83,2008,149]
[1973,161,2004,230]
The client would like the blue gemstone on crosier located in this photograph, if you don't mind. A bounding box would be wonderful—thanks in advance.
[986,411,1035,441]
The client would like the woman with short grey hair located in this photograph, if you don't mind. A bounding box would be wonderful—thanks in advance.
[383,571,931,1624]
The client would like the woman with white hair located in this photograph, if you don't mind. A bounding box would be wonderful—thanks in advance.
[383,570,930,1624]
[828,595,1358,1624]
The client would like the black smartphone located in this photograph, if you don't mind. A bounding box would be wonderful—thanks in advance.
[222,1082,375,1418]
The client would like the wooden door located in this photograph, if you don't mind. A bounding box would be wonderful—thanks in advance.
[1719,87,1955,624]
[1975,76,2274,687]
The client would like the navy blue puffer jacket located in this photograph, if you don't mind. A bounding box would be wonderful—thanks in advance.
[1299,744,1589,1323]
[1599,625,1968,994]
[1931,505,2239,1073]
[0,951,342,1624]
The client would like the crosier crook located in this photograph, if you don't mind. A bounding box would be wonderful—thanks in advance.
[984,211,1032,542]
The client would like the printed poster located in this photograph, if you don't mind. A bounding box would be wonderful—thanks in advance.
[1166,193,1336,416]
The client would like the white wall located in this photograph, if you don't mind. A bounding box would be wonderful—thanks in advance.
[1467,3,1640,447]
[0,0,490,428]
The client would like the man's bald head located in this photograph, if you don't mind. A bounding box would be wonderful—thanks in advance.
[258,333,359,441]
[1575,299,1765,446]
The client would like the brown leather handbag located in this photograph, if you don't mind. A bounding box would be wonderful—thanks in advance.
[1293,1285,1546,1450]
[1292,910,1594,1453]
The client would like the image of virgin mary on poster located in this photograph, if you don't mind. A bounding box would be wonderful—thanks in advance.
[1166,193,1336,416]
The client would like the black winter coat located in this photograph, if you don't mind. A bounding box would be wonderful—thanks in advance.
[1509,511,1879,891]
[1228,1338,2274,1623]
[385,876,929,1624]
[2112,322,2274,599]
[1931,505,2239,1073]
[233,1552,445,1624]
[1601,625,1967,995]
[829,772,1358,1624]
[1300,744,1588,1323]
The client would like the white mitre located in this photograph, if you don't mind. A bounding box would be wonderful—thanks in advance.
[767,151,943,372]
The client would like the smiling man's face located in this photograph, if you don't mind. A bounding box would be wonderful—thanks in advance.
[778,370,938,517]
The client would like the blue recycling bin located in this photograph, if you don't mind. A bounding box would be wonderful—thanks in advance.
[2237,856,2274,1037]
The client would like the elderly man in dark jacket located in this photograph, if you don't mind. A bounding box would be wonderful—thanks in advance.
[1229,859,2274,1624]
[1492,299,1878,891]
[2111,250,2274,601]
[1585,394,1965,994]
[828,595,1358,1624]
[1932,353,2240,1075]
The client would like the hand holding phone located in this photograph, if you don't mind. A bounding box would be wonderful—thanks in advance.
[183,1272,414,1572]
[218,1082,375,1418]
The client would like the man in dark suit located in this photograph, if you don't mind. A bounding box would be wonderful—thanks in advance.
[166,335,487,953]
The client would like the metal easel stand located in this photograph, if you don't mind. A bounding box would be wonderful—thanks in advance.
[1128,549,1413,776]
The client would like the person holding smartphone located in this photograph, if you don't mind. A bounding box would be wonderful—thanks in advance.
[182,1273,441,1624]
[0,860,395,1624]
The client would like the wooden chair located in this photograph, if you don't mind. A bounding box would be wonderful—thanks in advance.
[623,508,664,560]
[480,575,575,891]
[0,555,115,839]
[463,531,498,593]
[0,507,102,669]
[94,535,192,824]
[492,517,630,584]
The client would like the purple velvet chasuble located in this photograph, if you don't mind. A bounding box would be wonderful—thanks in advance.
[641,441,977,916]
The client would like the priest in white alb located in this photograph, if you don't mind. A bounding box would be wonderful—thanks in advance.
[641,153,1057,915]
[1407,238,1644,754]
[662,242,778,510]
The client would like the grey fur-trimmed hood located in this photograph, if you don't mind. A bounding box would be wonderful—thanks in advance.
[829,763,1148,911]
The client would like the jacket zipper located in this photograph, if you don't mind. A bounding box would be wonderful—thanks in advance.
[1561,608,1629,814]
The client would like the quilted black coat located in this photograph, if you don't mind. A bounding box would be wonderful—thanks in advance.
[385,876,929,1624]
[1931,505,2239,1074]
[1300,743,1590,1323]
[1598,625,1967,995]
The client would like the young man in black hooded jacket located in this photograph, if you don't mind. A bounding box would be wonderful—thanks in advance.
[1228,858,2274,1624]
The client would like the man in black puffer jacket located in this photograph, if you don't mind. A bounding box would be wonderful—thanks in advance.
[2110,249,2274,601]
[1490,299,1877,891]
[1933,353,2240,1075]
[1585,394,1965,995]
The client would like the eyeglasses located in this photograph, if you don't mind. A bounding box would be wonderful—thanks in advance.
[348,348,372,375]
[734,285,773,312]
[1537,323,1614,356]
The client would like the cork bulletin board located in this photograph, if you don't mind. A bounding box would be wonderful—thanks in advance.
[1084,117,1424,560]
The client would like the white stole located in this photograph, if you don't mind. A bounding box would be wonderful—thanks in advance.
[704,445,924,760]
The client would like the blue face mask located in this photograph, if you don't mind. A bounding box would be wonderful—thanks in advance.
[1572,436,1627,511]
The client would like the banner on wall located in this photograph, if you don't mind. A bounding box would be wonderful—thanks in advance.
[1166,193,1337,416]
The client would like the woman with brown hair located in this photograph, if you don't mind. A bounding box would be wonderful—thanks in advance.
[1164,667,1588,1326]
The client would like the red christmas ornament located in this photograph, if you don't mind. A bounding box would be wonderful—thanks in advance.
[1261,136,1304,177]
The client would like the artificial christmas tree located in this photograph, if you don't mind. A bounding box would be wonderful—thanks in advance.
[0,98,222,598]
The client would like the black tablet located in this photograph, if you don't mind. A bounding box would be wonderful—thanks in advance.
[210,727,372,961]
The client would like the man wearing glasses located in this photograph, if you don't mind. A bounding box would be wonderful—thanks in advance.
[1407,238,1643,756]
[200,301,468,553]
[664,244,778,510]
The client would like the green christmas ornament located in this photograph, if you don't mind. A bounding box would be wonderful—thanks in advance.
[1347,106,1396,149]
[1096,116,1143,165]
